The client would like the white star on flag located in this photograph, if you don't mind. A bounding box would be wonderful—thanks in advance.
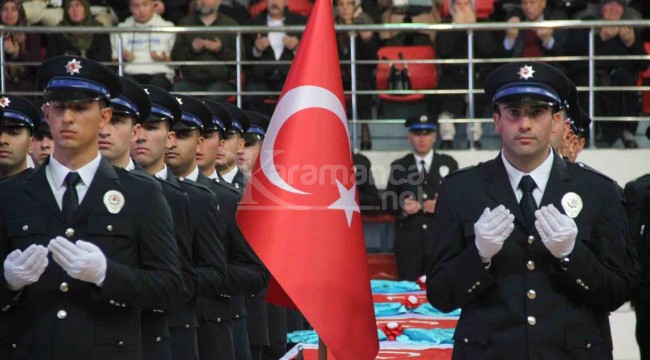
[328,179,360,227]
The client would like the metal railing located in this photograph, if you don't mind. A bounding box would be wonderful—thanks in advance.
[2,19,650,149]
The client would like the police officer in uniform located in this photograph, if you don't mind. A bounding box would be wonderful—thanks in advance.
[0,55,182,359]
[385,115,459,280]
[0,95,40,180]
[30,118,53,167]
[218,103,250,189]
[135,89,230,360]
[426,62,638,359]
[179,99,268,360]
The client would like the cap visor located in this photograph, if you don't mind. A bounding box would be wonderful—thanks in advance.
[44,89,104,103]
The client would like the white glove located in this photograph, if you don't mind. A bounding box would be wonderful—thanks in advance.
[48,237,107,286]
[3,244,49,291]
[474,205,515,263]
[535,204,578,258]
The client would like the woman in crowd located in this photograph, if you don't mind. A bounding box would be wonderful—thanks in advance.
[1,0,41,95]
[46,0,110,61]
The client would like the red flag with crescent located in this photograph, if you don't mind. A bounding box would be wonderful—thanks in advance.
[236,0,378,358]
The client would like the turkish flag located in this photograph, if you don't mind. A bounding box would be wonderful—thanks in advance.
[235,0,378,358]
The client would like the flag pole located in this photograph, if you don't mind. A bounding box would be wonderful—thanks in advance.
[318,338,328,360]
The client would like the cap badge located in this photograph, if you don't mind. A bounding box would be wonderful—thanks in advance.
[176,97,183,105]
[419,115,427,123]
[0,97,11,108]
[103,190,125,214]
[561,192,583,218]
[518,65,535,80]
[439,165,450,177]
[65,58,82,75]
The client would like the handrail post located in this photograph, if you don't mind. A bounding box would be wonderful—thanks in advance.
[0,33,5,93]
[588,26,595,148]
[117,34,124,76]
[350,32,358,152]
[467,29,475,150]
[236,32,242,107]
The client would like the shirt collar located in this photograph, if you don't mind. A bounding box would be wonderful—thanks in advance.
[413,149,434,168]
[501,147,554,194]
[221,166,238,184]
[186,165,200,182]
[125,158,135,171]
[208,170,219,179]
[48,152,102,189]
[155,164,168,180]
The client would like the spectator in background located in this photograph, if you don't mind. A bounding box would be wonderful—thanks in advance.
[379,0,440,46]
[171,0,238,102]
[45,0,111,62]
[498,0,568,72]
[335,0,379,150]
[436,0,499,149]
[353,152,381,210]
[567,0,648,148]
[243,0,307,115]
[1,0,41,96]
[23,0,116,26]
[111,0,176,90]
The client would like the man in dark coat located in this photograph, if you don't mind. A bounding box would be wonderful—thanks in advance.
[243,0,307,114]
[385,114,458,280]
[426,61,638,360]
[0,55,182,359]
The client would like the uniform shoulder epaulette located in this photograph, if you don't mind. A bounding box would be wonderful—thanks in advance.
[155,176,183,192]
[212,177,242,194]
[178,176,213,194]
[446,163,481,178]
[574,162,615,182]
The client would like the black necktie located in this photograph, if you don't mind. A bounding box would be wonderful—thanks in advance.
[519,175,538,230]
[420,160,428,184]
[62,172,81,221]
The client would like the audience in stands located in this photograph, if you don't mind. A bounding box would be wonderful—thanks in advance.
[22,0,115,26]
[220,0,252,24]
[45,0,111,61]
[335,0,379,149]
[567,0,648,148]
[498,0,568,72]
[379,0,440,46]
[435,0,499,150]
[171,0,238,102]
[1,0,40,95]
[111,0,176,90]
[243,0,307,114]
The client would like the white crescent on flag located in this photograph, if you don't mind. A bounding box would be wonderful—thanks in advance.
[259,85,348,195]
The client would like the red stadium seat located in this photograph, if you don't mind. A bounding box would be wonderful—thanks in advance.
[250,0,313,18]
[637,42,650,114]
[376,45,437,102]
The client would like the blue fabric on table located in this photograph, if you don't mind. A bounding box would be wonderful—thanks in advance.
[371,280,421,293]
[413,303,461,317]
[374,302,408,317]
[396,328,456,345]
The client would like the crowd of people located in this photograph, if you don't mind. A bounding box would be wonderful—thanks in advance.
[1,0,648,149]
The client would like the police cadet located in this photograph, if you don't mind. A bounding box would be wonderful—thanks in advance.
[0,55,182,359]
[426,62,638,359]
[0,95,40,180]
[30,115,53,167]
[237,110,269,179]
[385,114,459,280]
[192,101,269,360]
[106,78,214,360]
[218,102,250,189]
[134,88,229,360]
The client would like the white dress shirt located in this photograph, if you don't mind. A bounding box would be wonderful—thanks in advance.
[413,149,434,174]
[186,166,200,182]
[501,148,554,207]
[125,158,136,171]
[221,166,238,184]
[208,170,219,180]
[46,153,102,210]
[155,164,169,180]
